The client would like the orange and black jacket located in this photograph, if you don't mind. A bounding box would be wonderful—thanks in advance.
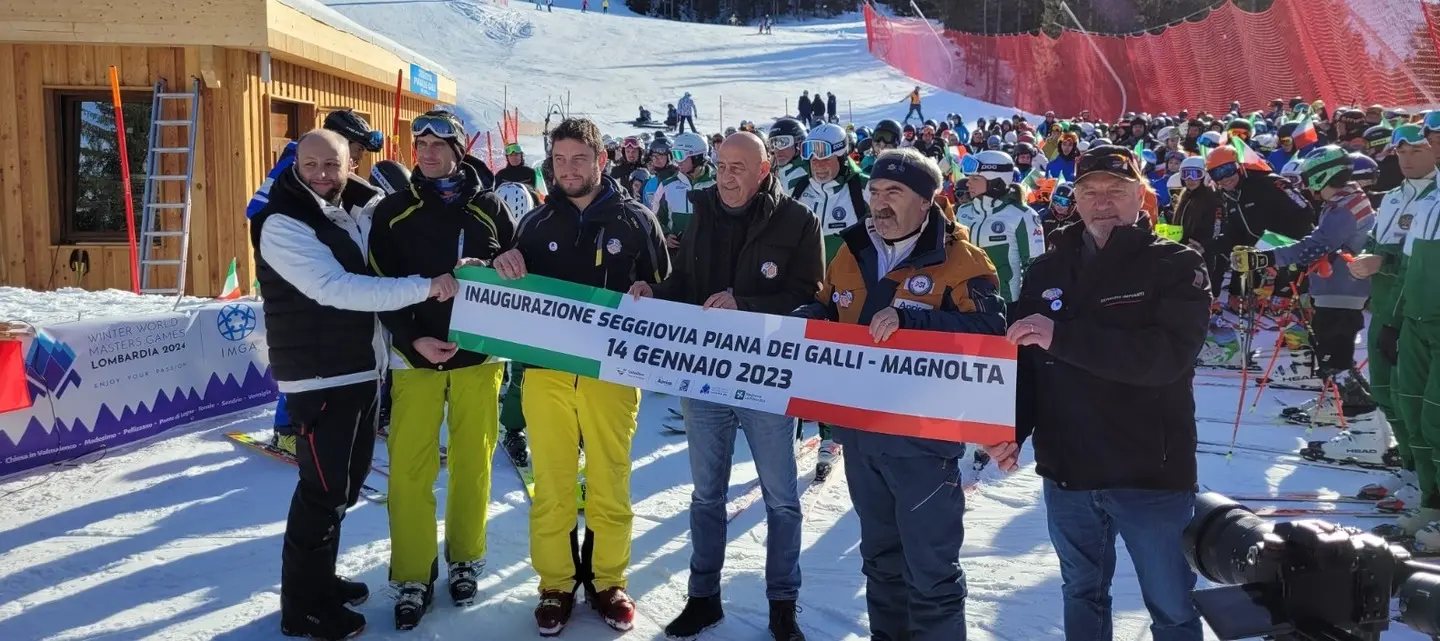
[793,204,1006,458]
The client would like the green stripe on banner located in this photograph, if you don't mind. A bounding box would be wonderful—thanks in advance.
[455,266,623,309]
[450,330,602,379]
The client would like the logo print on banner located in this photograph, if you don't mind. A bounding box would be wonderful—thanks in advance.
[679,379,691,392]
[217,304,258,342]
[906,274,933,296]
[24,332,81,400]
[760,261,779,279]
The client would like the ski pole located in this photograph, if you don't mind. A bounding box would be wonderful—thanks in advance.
[1227,267,1258,459]
[1248,270,1308,413]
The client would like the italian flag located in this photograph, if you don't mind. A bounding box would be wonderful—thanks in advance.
[1256,231,1298,251]
[1225,132,1272,173]
[218,258,242,300]
[1292,114,1319,150]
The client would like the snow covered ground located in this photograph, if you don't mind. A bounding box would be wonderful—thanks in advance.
[319,0,1027,153]
[0,297,1427,641]
[0,287,212,326]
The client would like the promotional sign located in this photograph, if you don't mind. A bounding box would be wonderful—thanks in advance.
[0,301,275,477]
[448,267,1016,444]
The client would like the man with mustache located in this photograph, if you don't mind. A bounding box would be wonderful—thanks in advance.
[251,129,460,640]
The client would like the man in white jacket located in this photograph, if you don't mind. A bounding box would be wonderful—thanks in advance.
[251,129,459,641]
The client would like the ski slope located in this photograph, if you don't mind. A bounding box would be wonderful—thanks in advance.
[320,0,1026,149]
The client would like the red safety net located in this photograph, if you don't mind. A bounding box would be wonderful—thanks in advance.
[863,0,1440,119]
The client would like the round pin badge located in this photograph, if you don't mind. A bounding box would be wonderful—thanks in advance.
[1050,299,1062,311]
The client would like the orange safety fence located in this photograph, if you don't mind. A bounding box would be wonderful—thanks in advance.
[864,0,1440,119]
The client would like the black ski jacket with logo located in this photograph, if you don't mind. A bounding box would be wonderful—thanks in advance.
[1013,221,1212,491]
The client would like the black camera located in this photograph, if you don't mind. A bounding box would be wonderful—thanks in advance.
[1183,492,1440,640]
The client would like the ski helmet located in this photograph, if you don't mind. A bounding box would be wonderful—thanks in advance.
[1076,140,1091,152]
[628,167,652,185]
[1179,155,1207,180]
[1252,133,1278,153]
[1013,142,1038,163]
[603,135,617,149]
[1350,152,1379,182]
[805,123,849,159]
[725,126,738,136]
[1363,125,1393,152]
[854,126,873,142]
[369,160,411,195]
[1198,131,1223,148]
[769,117,808,149]
[1277,122,1299,140]
[1296,145,1352,192]
[873,119,903,145]
[1052,182,1075,207]
[648,138,673,156]
[971,150,1016,186]
[1157,126,1176,143]
[496,182,535,223]
[1206,146,1241,171]
[670,132,709,164]
[324,109,384,152]
[986,134,1002,150]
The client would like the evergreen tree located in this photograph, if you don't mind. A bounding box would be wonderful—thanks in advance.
[73,98,150,235]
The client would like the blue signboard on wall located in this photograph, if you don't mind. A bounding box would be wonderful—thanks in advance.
[410,64,438,99]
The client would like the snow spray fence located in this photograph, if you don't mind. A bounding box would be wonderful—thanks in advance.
[0,301,276,477]
[863,0,1440,119]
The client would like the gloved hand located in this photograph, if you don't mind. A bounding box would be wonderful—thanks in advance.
[1230,246,1274,273]
[1380,325,1401,366]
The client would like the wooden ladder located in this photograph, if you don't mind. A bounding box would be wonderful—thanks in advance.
[137,78,201,296]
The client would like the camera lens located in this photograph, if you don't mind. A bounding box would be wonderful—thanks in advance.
[1183,492,1276,585]
[1398,571,1440,635]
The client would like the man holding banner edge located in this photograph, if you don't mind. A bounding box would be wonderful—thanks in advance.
[491,117,670,637]
[793,146,1012,641]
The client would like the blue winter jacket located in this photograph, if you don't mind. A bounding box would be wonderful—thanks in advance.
[1267,148,1293,172]
[1046,155,1076,181]
[246,140,298,219]
[1270,184,1374,310]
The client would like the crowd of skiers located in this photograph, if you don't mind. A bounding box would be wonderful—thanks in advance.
[244,90,1440,641]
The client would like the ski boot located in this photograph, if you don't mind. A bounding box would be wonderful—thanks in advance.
[448,560,483,606]
[971,446,991,472]
[1263,345,1322,392]
[1299,413,1400,469]
[815,439,841,482]
[393,581,434,631]
[271,430,297,457]
[535,589,576,638]
[1373,507,1440,540]
[1195,321,1259,370]
[1412,520,1440,556]
[1280,393,1328,426]
[587,585,636,632]
[502,428,529,467]
[1358,468,1420,500]
[1307,368,1380,427]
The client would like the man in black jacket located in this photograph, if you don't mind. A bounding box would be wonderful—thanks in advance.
[629,132,822,641]
[252,129,458,641]
[367,110,515,630]
[491,118,669,636]
[1002,145,1210,641]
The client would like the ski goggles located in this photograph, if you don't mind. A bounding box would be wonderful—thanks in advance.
[1227,128,1250,141]
[358,130,385,153]
[621,137,642,149]
[800,139,845,160]
[504,143,523,155]
[670,149,699,162]
[1050,192,1073,208]
[1424,110,1440,133]
[1180,167,1206,181]
[1392,123,1429,147]
[1278,136,1292,147]
[768,134,797,151]
[1207,161,1240,181]
[412,112,464,140]
[871,130,899,145]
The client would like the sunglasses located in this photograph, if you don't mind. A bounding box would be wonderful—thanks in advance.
[504,143,523,155]
[1208,162,1240,181]
[1051,194,1073,208]
[413,113,462,140]
[768,134,796,151]
[800,139,844,161]
[1181,167,1205,181]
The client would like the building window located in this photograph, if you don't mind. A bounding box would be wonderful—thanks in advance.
[55,91,152,243]
[270,99,301,166]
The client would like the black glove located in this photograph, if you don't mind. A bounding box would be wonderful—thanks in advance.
[1380,324,1401,366]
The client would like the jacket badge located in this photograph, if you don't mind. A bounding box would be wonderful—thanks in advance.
[761,261,779,279]
[606,238,623,254]
[1041,288,1062,301]
[548,241,559,252]
[991,220,1006,234]
[906,274,934,296]
[831,207,847,221]
[833,290,854,308]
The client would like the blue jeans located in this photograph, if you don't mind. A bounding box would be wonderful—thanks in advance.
[682,397,801,600]
[1043,479,1202,641]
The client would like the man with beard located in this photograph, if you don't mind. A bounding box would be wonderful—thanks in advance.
[629,132,821,640]
[368,110,514,630]
[492,118,669,636]
[793,147,1009,641]
[252,129,459,640]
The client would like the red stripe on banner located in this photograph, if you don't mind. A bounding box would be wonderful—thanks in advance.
[802,321,1015,360]
[786,398,1014,445]
[0,340,32,414]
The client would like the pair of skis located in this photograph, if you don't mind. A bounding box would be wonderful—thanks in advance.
[1203,486,1396,518]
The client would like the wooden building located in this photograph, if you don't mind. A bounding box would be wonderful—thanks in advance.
[0,0,458,296]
